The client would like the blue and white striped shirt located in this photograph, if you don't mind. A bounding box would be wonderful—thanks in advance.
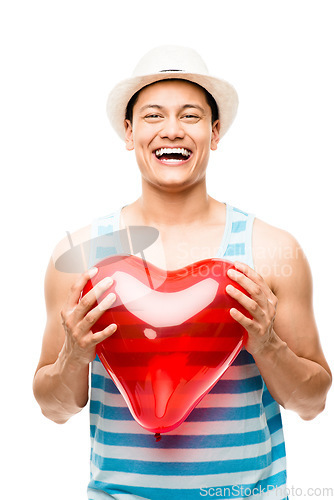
[87,203,288,500]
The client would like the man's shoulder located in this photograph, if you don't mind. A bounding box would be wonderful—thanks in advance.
[252,217,305,290]
[253,217,298,251]
[51,223,93,274]
[41,223,93,310]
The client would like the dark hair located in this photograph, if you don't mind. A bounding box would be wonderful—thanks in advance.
[125,79,219,125]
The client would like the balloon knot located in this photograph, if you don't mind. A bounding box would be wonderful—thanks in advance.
[154,433,162,442]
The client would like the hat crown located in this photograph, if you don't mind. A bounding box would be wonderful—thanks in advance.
[107,45,238,141]
[132,45,209,77]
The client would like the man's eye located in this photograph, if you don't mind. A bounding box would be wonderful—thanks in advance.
[182,114,200,120]
[145,114,161,119]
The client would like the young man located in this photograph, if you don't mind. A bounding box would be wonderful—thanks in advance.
[33,46,331,499]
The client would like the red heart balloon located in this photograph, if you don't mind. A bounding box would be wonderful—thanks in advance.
[82,255,250,437]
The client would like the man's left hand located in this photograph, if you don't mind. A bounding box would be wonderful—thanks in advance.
[226,261,278,356]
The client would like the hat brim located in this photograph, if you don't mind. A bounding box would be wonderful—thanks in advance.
[106,71,238,140]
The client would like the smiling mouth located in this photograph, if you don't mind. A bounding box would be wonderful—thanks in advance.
[154,147,192,165]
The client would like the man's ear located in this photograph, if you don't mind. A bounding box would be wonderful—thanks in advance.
[210,120,220,151]
[124,119,134,151]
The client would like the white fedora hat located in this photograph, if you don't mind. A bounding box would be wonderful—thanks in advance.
[106,45,239,140]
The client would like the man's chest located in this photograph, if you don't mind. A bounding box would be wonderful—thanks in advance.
[142,223,226,271]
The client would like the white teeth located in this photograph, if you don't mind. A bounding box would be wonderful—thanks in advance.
[161,158,182,162]
[155,148,191,157]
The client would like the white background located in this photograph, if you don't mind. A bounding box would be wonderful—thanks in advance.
[1,1,333,498]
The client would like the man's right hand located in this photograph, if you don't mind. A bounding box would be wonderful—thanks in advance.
[60,268,117,367]
[33,252,118,423]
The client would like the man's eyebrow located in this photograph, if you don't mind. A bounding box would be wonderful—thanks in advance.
[139,104,163,113]
[182,104,206,113]
[139,104,206,113]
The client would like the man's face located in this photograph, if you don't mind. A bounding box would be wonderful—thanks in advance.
[124,79,220,192]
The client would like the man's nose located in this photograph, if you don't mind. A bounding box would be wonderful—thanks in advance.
[159,117,185,140]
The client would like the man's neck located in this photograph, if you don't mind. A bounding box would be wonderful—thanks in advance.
[133,183,215,229]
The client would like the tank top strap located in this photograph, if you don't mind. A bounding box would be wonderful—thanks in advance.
[217,203,255,269]
[87,206,124,269]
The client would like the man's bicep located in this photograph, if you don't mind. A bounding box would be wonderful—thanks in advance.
[35,258,78,373]
[272,237,330,372]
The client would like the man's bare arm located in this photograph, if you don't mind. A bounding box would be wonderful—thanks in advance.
[226,223,332,420]
[33,259,117,424]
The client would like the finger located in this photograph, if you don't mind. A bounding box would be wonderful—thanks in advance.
[78,292,117,333]
[90,322,118,346]
[233,261,264,285]
[226,284,259,319]
[73,275,115,322]
[227,267,268,307]
[66,267,99,310]
[232,262,278,309]
[229,307,253,331]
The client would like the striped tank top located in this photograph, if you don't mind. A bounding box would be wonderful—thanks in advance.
[87,203,288,500]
